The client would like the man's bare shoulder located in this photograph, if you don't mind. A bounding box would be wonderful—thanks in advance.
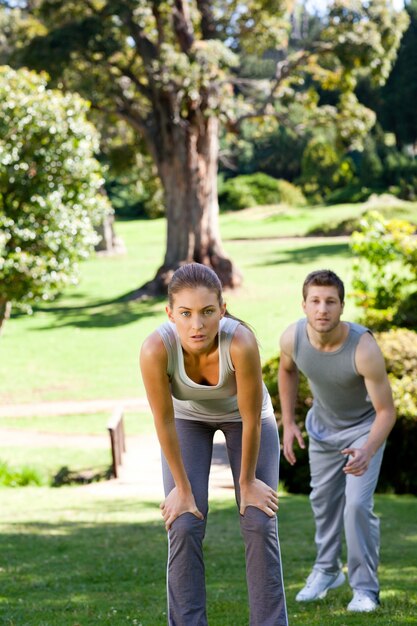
[280,322,298,355]
[355,330,386,376]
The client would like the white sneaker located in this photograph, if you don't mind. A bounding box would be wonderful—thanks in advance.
[296,569,346,602]
[347,591,379,612]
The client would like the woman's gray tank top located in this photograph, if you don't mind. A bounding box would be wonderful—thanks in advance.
[294,319,375,441]
[158,316,274,422]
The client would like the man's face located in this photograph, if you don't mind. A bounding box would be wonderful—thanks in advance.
[302,285,344,334]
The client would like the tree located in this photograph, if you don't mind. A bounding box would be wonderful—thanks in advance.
[381,0,417,150]
[1,0,408,294]
[0,66,111,332]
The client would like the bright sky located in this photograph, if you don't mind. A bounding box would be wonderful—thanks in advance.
[305,0,405,12]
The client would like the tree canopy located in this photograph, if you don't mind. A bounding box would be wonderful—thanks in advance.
[0,0,409,292]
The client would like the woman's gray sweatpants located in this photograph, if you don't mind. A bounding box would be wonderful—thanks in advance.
[308,432,385,600]
[161,413,288,626]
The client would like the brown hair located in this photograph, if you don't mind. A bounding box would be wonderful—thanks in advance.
[168,263,252,330]
[302,269,345,303]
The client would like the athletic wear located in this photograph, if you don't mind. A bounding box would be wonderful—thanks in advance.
[292,319,383,602]
[295,568,346,602]
[347,590,379,612]
[158,318,288,626]
[162,416,288,626]
[294,319,374,439]
[158,317,274,422]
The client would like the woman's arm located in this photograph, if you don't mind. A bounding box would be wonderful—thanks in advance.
[140,332,203,529]
[231,325,279,517]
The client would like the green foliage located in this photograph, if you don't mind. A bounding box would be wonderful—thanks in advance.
[1,0,409,206]
[219,173,306,211]
[220,113,311,182]
[381,0,417,147]
[358,136,384,187]
[0,460,43,487]
[299,137,356,202]
[263,329,417,494]
[0,66,111,312]
[262,355,312,493]
[323,184,374,206]
[375,329,417,494]
[350,210,417,329]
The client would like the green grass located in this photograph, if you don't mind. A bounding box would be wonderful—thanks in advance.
[3,198,416,404]
[0,411,154,436]
[1,201,416,624]
[0,446,111,485]
[0,412,155,485]
[0,490,415,625]
[0,204,373,404]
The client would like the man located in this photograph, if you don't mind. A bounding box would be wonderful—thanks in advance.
[278,269,395,613]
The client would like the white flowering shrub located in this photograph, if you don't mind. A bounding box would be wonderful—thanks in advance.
[0,66,111,312]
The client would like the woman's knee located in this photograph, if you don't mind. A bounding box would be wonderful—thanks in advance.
[240,506,276,537]
[170,512,207,542]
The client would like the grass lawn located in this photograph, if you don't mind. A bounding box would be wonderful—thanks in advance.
[0,202,372,405]
[0,200,416,625]
[0,489,416,625]
[0,411,153,436]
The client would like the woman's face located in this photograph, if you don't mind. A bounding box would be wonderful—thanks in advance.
[166,287,226,354]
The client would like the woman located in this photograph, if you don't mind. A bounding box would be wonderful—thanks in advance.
[140,263,288,626]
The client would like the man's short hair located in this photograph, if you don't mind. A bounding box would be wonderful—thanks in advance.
[302,269,345,303]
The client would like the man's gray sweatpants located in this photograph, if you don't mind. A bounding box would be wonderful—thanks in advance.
[308,432,385,600]
[161,413,288,626]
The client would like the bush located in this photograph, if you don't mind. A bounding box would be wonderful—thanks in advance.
[324,183,374,205]
[375,329,417,494]
[218,173,306,212]
[0,460,44,487]
[350,210,417,330]
[298,137,356,203]
[262,355,313,494]
[263,328,417,494]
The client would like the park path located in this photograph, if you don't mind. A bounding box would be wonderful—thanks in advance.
[0,397,235,499]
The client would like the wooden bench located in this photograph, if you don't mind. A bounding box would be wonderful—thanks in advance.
[107,407,126,478]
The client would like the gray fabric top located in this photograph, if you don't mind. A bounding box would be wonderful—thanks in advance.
[293,319,375,442]
[158,317,274,422]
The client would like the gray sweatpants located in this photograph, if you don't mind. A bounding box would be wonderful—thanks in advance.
[308,432,385,600]
[161,413,288,626]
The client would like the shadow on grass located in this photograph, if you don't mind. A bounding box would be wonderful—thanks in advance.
[33,298,165,330]
[0,495,415,625]
[260,242,350,267]
[0,500,249,626]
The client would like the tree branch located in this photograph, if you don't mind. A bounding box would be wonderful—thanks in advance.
[151,1,165,49]
[107,59,152,101]
[172,0,195,52]
[196,0,217,40]
[232,43,334,129]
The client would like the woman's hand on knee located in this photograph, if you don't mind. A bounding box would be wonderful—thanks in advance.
[239,479,279,518]
[160,486,204,531]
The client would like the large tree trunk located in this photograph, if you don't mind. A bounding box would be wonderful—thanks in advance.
[132,116,241,298]
[0,298,11,336]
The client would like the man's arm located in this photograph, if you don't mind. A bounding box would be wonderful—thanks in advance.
[278,324,306,465]
[342,332,396,476]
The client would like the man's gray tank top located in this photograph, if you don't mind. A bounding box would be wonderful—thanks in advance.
[158,316,274,422]
[293,319,375,442]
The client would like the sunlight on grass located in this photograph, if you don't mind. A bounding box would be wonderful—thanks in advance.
[0,411,153,436]
[1,491,415,625]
